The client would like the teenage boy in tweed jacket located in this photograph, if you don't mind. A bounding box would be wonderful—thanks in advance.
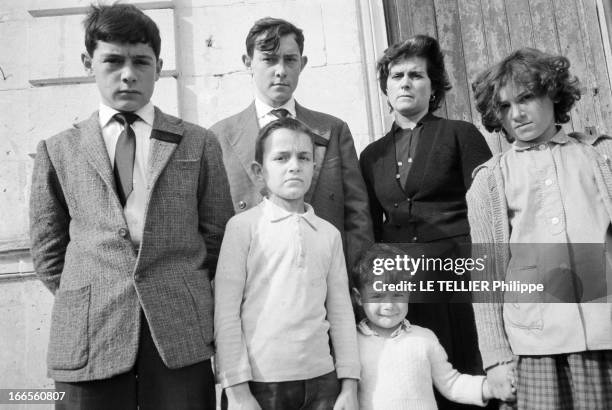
[29,4,233,409]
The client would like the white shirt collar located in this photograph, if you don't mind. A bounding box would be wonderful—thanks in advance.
[254,97,297,120]
[98,102,155,128]
[358,318,412,338]
[262,197,317,230]
[512,126,569,151]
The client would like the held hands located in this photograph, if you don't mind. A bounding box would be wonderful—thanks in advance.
[333,379,359,410]
[226,383,262,410]
[485,361,517,402]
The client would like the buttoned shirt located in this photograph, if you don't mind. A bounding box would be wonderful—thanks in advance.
[496,128,612,354]
[254,97,297,127]
[391,121,423,187]
[214,198,360,387]
[99,102,154,246]
[502,129,610,299]
[503,129,610,245]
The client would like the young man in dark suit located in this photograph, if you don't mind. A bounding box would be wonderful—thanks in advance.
[210,17,373,270]
[29,4,233,409]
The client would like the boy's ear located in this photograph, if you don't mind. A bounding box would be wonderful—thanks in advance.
[81,53,93,75]
[242,54,252,70]
[251,161,263,180]
[155,58,163,81]
[352,288,363,306]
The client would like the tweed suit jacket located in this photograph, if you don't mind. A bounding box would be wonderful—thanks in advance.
[210,102,373,269]
[29,107,234,382]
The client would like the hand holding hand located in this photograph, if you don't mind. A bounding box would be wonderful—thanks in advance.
[486,362,517,402]
[333,379,359,410]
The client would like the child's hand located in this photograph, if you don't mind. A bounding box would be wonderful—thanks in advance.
[486,362,517,402]
[226,383,262,410]
[333,378,359,410]
[507,366,517,394]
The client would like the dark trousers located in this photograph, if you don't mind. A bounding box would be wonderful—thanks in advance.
[55,316,215,410]
[222,371,340,410]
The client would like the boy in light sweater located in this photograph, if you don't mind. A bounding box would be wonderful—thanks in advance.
[214,117,359,410]
[353,244,507,410]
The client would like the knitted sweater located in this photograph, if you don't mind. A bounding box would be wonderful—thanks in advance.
[466,132,612,368]
[357,320,487,410]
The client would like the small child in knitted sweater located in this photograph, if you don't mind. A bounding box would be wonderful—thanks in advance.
[352,244,514,410]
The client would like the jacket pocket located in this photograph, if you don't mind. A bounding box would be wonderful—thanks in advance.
[48,285,90,370]
[503,266,543,330]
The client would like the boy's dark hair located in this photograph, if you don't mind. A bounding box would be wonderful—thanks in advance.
[472,48,581,142]
[245,17,304,58]
[83,4,161,59]
[255,117,315,164]
[377,35,451,112]
[353,243,407,291]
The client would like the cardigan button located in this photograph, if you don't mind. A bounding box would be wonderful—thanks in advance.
[118,228,128,238]
[393,203,399,208]
[238,201,247,210]
[412,236,418,242]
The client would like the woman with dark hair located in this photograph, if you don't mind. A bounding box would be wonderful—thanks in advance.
[359,35,493,409]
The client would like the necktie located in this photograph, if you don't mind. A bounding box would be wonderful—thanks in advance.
[270,108,290,119]
[113,112,140,206]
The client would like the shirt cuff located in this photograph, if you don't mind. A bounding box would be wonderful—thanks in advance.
[216,369,253,389]
[335,363,360,381]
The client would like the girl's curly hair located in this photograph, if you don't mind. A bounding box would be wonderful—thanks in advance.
[471,48,581,141]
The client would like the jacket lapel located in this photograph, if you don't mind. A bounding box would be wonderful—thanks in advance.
[226,103,260,187]
[79,112,117,193]
[147,107,183,188]
[296,102,330,201]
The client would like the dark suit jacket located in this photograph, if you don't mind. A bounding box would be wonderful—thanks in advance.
[210,102,373,268]
[29,107,234,382]
[359,113,492,243]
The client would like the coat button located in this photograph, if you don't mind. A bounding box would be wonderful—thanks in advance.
[119,228,128,238]
[412,236,418,242]
[393,203,399,208]
[406,198,411,202]
[238,201,246,210]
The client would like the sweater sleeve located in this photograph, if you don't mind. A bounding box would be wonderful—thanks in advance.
[214,216,253,388]
[466,168,514,368]
[427,330,487,407]
[326,232,361,380]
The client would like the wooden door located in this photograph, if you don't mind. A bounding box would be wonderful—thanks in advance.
[383,0,612,152]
